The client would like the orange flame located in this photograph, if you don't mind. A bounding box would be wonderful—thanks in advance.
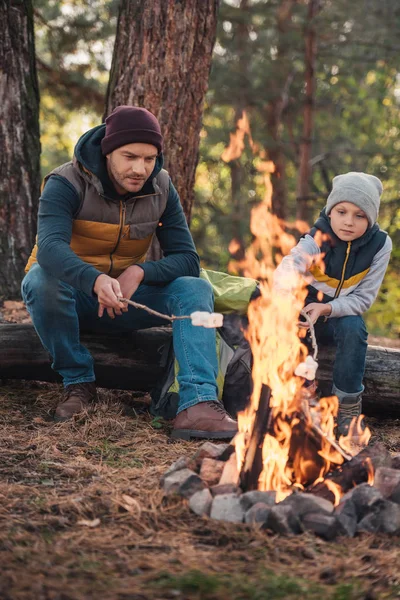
[221,111,258,163]
[223,113,372,503]
[338,415,371,458]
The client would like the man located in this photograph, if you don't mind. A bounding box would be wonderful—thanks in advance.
[22,105,237,440]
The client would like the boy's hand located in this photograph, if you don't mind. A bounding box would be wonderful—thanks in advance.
[299,302,332,328]
[93,274,126,318]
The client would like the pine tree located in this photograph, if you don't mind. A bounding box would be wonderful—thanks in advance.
[104,0,220,221]
[0,0,41,298]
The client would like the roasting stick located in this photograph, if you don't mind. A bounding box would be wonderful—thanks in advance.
[118,297,223,327]
[298,310,352,462]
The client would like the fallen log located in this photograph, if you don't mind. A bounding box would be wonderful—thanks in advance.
[0,323,399,415]
[316,343,400,415]
[0,323,171,393]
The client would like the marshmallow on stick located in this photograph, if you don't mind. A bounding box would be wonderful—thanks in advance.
[190,312,224,328]
[294,355,319,381]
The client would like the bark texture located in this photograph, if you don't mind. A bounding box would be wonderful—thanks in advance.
[0,0,41,299]
[296,0,320,223]
[1,324,400,416]
[104,0,219,222]
[265,0,297,220]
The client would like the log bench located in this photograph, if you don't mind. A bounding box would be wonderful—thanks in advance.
[0,323,399,416]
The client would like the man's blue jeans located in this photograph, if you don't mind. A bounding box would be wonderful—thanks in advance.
[313,315,368,394]
[21,264,219,414]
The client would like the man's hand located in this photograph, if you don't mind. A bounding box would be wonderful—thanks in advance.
[117,265,144,303]
[299,302,332,328]
[93,274,126,319]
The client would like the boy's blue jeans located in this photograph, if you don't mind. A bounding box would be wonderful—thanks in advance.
[21,264,219,414]
[313,315,368,394]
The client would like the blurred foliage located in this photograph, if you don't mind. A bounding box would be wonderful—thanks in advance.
[192,0,400,338]
[34,0,400,337]
[34,0,118,176]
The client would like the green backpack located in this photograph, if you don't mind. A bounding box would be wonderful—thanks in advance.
[150,269,258,420]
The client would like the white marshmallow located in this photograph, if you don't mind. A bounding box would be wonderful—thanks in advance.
[190,312,224,328]
[294,355,319,380]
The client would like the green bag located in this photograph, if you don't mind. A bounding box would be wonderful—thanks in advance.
[149,269,258,420]
[199,268,258,314]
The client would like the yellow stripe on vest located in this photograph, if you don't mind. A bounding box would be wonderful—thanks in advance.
[309,265,340,289]
[309,264,370,290]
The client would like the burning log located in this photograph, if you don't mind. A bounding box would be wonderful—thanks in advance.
[306,442,392,504]
[239,384,272,491]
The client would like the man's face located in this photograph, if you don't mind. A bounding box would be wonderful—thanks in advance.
[329,201,369,241]
[106,142,158,194]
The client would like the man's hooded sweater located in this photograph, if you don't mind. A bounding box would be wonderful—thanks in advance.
[274,209,392,318]
[26,125,200,296]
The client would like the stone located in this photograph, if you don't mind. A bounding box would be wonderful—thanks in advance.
[391,454,400,470]
[281,493,334,517]
[199,458,225,487]
[244,502,271,526]
[210,494,244,523]
[160,457,189,484]
[219,453,239,486]
[379,501,400,534]
[240,490,276,512]
[192,442,230,466]
[357,511,379,534]
[210,483,241,496]
[189,488,213,517]
[390,483,400,505]
[265,504,302,535]
[374,467,400,498]
[301,513,339,541]
[357,500,400,535]
[218,444,236,462]
[351,483,385,520]
[163,468,206,499]
[335,499,358,537]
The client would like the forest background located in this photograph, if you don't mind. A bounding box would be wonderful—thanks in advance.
[3,0,400,337]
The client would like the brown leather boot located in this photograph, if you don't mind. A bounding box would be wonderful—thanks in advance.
[54,382,97,422]
[171,401,238,440]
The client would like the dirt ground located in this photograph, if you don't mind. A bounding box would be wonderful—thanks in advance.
[1,302,400,600]
[0,381,399,600]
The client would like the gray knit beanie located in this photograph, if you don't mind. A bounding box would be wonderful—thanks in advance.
[326,172,383,227]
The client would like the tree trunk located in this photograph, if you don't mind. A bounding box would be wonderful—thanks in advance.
[228,1,249,263]
[296,0,320,223]
[0,0,41,300]
[1,323,400,416]
[265,0,297,220]
[104,0,219,224]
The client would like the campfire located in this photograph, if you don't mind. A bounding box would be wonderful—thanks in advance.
[161,114,400,539]
[231,145,371,505]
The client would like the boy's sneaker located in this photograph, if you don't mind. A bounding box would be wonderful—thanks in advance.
[55,382,97,421]
[337,397,362,437]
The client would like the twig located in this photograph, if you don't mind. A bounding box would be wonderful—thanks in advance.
[300,309,318,360]
[119,298,189,322]
[309,420,352,462]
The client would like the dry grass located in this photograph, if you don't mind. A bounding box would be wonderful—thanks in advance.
[0,380,399,600]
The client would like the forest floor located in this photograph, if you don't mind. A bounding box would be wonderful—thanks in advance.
[1,302,400,600]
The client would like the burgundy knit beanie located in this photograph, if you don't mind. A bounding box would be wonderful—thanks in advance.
[101,106,163,155]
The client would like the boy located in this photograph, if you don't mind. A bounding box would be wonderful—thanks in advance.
[274,172,392,435]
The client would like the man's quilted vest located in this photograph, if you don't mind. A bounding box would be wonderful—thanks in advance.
[25,158,170,277]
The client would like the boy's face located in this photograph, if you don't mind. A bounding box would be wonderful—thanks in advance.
[329,201,369,241]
